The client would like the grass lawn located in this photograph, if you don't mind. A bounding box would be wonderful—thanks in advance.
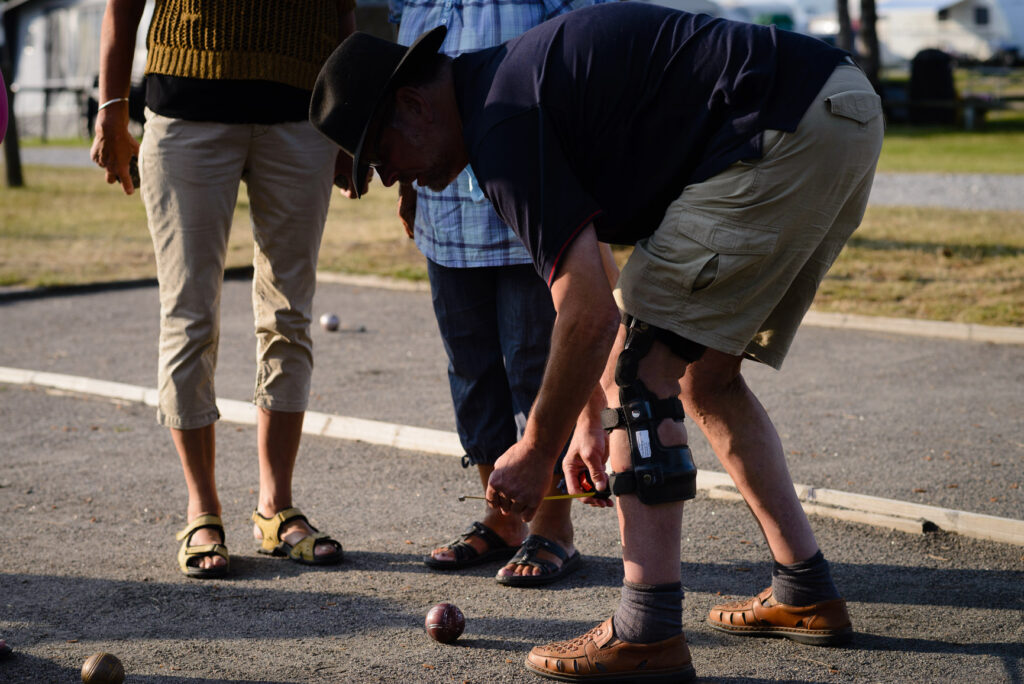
[878,66,1024,173]
[1,145,1022,327]
[878,113,1024,174]
[813,206,1024,325]
[0,166,416,287]
[602,204,1024,327]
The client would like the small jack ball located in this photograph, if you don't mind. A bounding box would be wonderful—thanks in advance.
[81,652,125,684]
[319,313,340,331]
[425,602,465,643]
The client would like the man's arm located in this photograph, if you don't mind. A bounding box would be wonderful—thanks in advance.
[562,240,620,501]
[485,225,620,520]
[338,0,357,38]
[398,181,417,238]
[530,227,620,454]
[90,0,146,194]
[574,243,620,438]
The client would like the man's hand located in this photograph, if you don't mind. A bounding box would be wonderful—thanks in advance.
[398,182,417,238]
[564,401,613,509]
[333,149,372,198]
[486,440,555,522]
[91,0,147,195]
[488,225,619,519]
[91,108,140,195]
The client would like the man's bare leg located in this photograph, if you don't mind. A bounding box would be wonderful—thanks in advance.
[685,351,849,642]
[429,465,574,576]
[252,407,337,557]
[607,331,690,586]
[680,349,818,564]
[429,464,526,562]
[172,424,222,571]
[498,484,574,579]
[523,331,697,679]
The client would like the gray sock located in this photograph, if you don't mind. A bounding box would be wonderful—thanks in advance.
[612,581,683,644]
[771,550,840,606]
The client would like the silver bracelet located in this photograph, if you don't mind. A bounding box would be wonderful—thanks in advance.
[97,97,130,111]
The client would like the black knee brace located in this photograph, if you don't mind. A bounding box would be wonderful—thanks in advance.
[601,316,697,505]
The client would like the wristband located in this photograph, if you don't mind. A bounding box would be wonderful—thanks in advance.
[97,97,130,112]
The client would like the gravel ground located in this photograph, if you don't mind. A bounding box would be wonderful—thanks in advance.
[867,172,1024,211]
[0,387,1021,684]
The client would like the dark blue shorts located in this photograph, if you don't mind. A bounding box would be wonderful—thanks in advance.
[427,260,555,466]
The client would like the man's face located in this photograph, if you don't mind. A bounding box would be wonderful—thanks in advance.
[364,92,462,192]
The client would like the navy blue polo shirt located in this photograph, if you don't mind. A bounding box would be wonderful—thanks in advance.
[451,3,846,285]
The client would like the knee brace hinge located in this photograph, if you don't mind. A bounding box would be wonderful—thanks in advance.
[600,315,697,505]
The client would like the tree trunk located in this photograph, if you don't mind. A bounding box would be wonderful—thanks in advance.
[1,34,25,188]
[837,0,854,53]
[858,0,882,92]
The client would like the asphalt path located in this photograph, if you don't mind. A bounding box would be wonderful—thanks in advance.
[1,279,1022,683]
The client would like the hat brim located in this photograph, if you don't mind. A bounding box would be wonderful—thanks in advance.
[351,26,447,198]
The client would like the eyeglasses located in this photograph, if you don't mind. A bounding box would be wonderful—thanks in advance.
[364,95,397,169]
[364,147,383,169]
[364,125,385,168]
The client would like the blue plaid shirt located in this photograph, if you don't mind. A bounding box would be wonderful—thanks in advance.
[390,0,608,268]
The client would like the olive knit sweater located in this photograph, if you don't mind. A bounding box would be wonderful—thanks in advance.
[145,0,356,91]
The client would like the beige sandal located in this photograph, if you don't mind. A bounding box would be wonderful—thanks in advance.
[176,514,229,579]
[251,507,343,566]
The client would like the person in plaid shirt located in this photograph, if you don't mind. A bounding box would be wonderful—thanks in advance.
[390,0,609,586]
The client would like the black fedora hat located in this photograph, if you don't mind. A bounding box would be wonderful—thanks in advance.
[310,26,448,198]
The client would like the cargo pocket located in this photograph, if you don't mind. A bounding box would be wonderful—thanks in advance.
[640,207,780,313]
[825,90,882,125]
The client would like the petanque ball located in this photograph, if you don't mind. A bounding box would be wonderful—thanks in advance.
[425,602,465,644]
[81,652,124,684]
[319,313,340,331]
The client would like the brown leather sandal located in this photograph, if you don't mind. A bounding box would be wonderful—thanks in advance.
[525,618,696,682]
[708,586,853,646]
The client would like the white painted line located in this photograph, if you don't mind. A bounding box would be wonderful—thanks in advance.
[801,311,1024,345]
[217,398,258,425]
[696,469,734,491]
[707,487,933,536]
[0,367,151,403]
[3,364,1022,546]
[792,483,1024,546]
[316,271,429,292]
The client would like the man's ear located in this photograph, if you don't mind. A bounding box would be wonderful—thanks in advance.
[394,86,433,124]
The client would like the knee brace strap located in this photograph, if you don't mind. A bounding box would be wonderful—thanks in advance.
[600,397,685,431]
[601,380,697,504]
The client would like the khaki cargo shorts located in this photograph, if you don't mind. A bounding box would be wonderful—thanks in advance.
[615,64,884,369]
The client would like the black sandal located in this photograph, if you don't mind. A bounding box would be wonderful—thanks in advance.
[424,521,518,570]
[496,534,581,587]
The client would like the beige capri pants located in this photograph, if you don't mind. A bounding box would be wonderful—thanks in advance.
[140,111,337,429]
[616,64,884,370]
